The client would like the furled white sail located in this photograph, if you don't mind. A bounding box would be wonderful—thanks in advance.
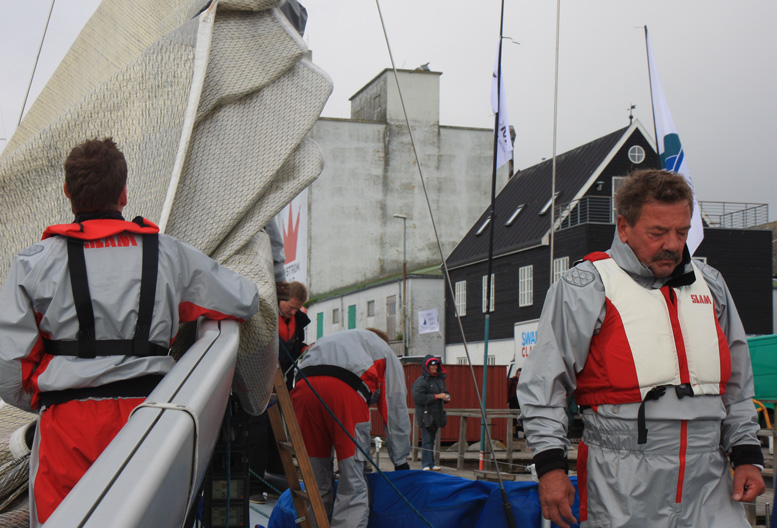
[0,0,332,418]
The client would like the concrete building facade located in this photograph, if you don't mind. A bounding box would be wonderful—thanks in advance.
[298,69,509,354]
[304,69,509,296]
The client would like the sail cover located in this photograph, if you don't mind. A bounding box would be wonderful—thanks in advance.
[0,0,332,414]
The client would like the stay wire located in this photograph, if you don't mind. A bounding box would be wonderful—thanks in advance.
[280,345,435,528]
[373,0,508,487]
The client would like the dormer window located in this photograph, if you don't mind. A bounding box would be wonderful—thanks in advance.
[539,192,560,215]
[475,217,491,236]
[505,204,525,226]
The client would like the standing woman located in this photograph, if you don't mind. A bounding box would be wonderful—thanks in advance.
[412,355,450,471]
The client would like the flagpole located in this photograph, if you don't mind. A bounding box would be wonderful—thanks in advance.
[480,0,505,473]
[549,0,561,284]
[644,26,661,170]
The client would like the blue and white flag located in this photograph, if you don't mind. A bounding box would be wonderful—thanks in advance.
[491,44,512,169]
[646,27,703,254]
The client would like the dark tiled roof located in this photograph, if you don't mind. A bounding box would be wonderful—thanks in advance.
[446,125,631,268]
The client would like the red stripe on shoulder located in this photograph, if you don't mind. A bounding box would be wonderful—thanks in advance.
[583,251,610,263]
[179,301,245,324]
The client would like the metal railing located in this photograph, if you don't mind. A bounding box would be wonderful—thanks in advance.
[554,197,769,231]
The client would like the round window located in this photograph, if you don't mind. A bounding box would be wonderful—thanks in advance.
[628,145,646,164]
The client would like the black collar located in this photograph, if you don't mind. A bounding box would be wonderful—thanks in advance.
[74,211,125,223]
[665,245,696,288]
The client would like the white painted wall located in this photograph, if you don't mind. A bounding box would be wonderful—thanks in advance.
[444,338,514,367]
[306,275,444,357]
[304,69,509,296]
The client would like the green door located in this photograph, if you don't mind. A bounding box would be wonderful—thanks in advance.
[316,312,324,339]
[348,305,356,329]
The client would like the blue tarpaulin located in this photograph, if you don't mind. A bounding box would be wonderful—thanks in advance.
[268,471,580,528]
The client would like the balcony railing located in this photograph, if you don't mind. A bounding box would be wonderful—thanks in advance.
[554,197,769,231]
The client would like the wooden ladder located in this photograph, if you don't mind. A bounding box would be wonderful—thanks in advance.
[266,368,330,528]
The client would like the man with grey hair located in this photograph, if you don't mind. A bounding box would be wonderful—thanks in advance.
[518,169,765,527]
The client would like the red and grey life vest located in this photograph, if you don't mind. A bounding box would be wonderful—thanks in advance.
[575,253,731,409]
[40,217,169,360]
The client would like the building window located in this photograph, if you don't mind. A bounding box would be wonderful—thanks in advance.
[487,355,496,366]
[367,300,375,317]
[475,216,491,236]
[553,257,569,283]
[612,176,627,222]
[505,204,525,226]
[386,295,397,338]
[539,192,561,216]
[482,274,495,313]
[454,280,467,317]
[332,308,340,325]
[628,145,646,164]
[519,265,533,307]
[457,357,467,365]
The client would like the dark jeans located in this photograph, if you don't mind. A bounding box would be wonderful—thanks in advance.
[421,426,438,469]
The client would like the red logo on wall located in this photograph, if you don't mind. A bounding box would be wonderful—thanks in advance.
[282,204,301,264]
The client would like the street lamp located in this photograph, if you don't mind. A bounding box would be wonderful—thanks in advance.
[393,213,408,355]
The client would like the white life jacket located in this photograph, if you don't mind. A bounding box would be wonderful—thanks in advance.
[575,254,731,407]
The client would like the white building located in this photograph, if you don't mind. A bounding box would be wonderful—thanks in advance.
[277,68,510,355]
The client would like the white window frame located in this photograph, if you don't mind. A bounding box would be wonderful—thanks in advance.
[519,265,533,307]
[482,274,495,313]
[612,176,627,222]
[454,280,467,317]
[505,204,525,226]
[628,145,646,164]
[539,192,560,216]
[552,256,569,284]
[332,308,340,325]
[475,216,491,236]
[367,300,375,317]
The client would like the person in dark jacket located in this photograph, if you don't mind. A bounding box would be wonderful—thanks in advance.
[412,355,450,471]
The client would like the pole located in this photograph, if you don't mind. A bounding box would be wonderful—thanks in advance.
[644,26,661,170]
[393,214,409,354]
[481,0,506,473]
[549,0,561,284]
[402,216,407,355]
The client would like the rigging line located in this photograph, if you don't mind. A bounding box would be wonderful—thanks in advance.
[293,364,435,528]
[373,0,506,486]
[18,0,56,127]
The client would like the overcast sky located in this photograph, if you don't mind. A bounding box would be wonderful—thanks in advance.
[2,1,776,220]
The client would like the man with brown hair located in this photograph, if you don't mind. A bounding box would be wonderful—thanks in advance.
[518,169,764,527]
[249,280,310,503]
[0,138,260,525]
[278,280,310,389]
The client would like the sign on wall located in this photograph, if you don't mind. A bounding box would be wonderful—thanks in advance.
[418,308,440,335]
[277,187,308,283]
[513,319,539,370]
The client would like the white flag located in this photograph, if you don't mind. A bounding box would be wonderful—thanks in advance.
[418,308,440,335]
[491,44,512,168]
[646,27,703,255]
